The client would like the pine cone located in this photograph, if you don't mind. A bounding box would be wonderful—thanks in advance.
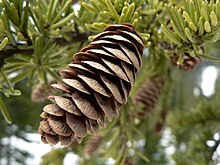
[84,134,102,155]
[31,81,56,103]
[134,76,164,118]
[170,53,201,71]
[154,108,168,133]
[125,158,133,165]
[38,24,144,147]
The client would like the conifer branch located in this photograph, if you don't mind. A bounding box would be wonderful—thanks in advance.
[0,32,89,68]
[0,47,33,68]
[53,32,90,46]
[0,1,220,164]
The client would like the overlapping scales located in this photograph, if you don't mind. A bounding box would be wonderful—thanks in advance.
[38,24,144,147]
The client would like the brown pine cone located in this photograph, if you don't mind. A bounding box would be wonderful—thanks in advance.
[154,108,168,133]
[31,81,56,103]
[134,76,164,118]
[170,53,201,71]
[38,24,144,147]
[84,134,102,155]
[125,158,133,165]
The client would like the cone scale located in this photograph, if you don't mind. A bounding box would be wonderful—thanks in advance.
[134,76,164,118]
[38,24,144,147]
[84,134,102,155]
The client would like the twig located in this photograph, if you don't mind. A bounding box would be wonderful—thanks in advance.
[0,48,33,68]
[0,32,90,68]
[53,32,90,46]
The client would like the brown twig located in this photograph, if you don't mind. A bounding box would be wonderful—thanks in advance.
[0,32,90,68]
[53,32,90,46]
[0,48,33,68]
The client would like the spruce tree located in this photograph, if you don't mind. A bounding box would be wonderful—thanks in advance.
[0,0,220,164]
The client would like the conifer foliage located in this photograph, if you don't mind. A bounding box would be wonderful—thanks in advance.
[1,0,220,164]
